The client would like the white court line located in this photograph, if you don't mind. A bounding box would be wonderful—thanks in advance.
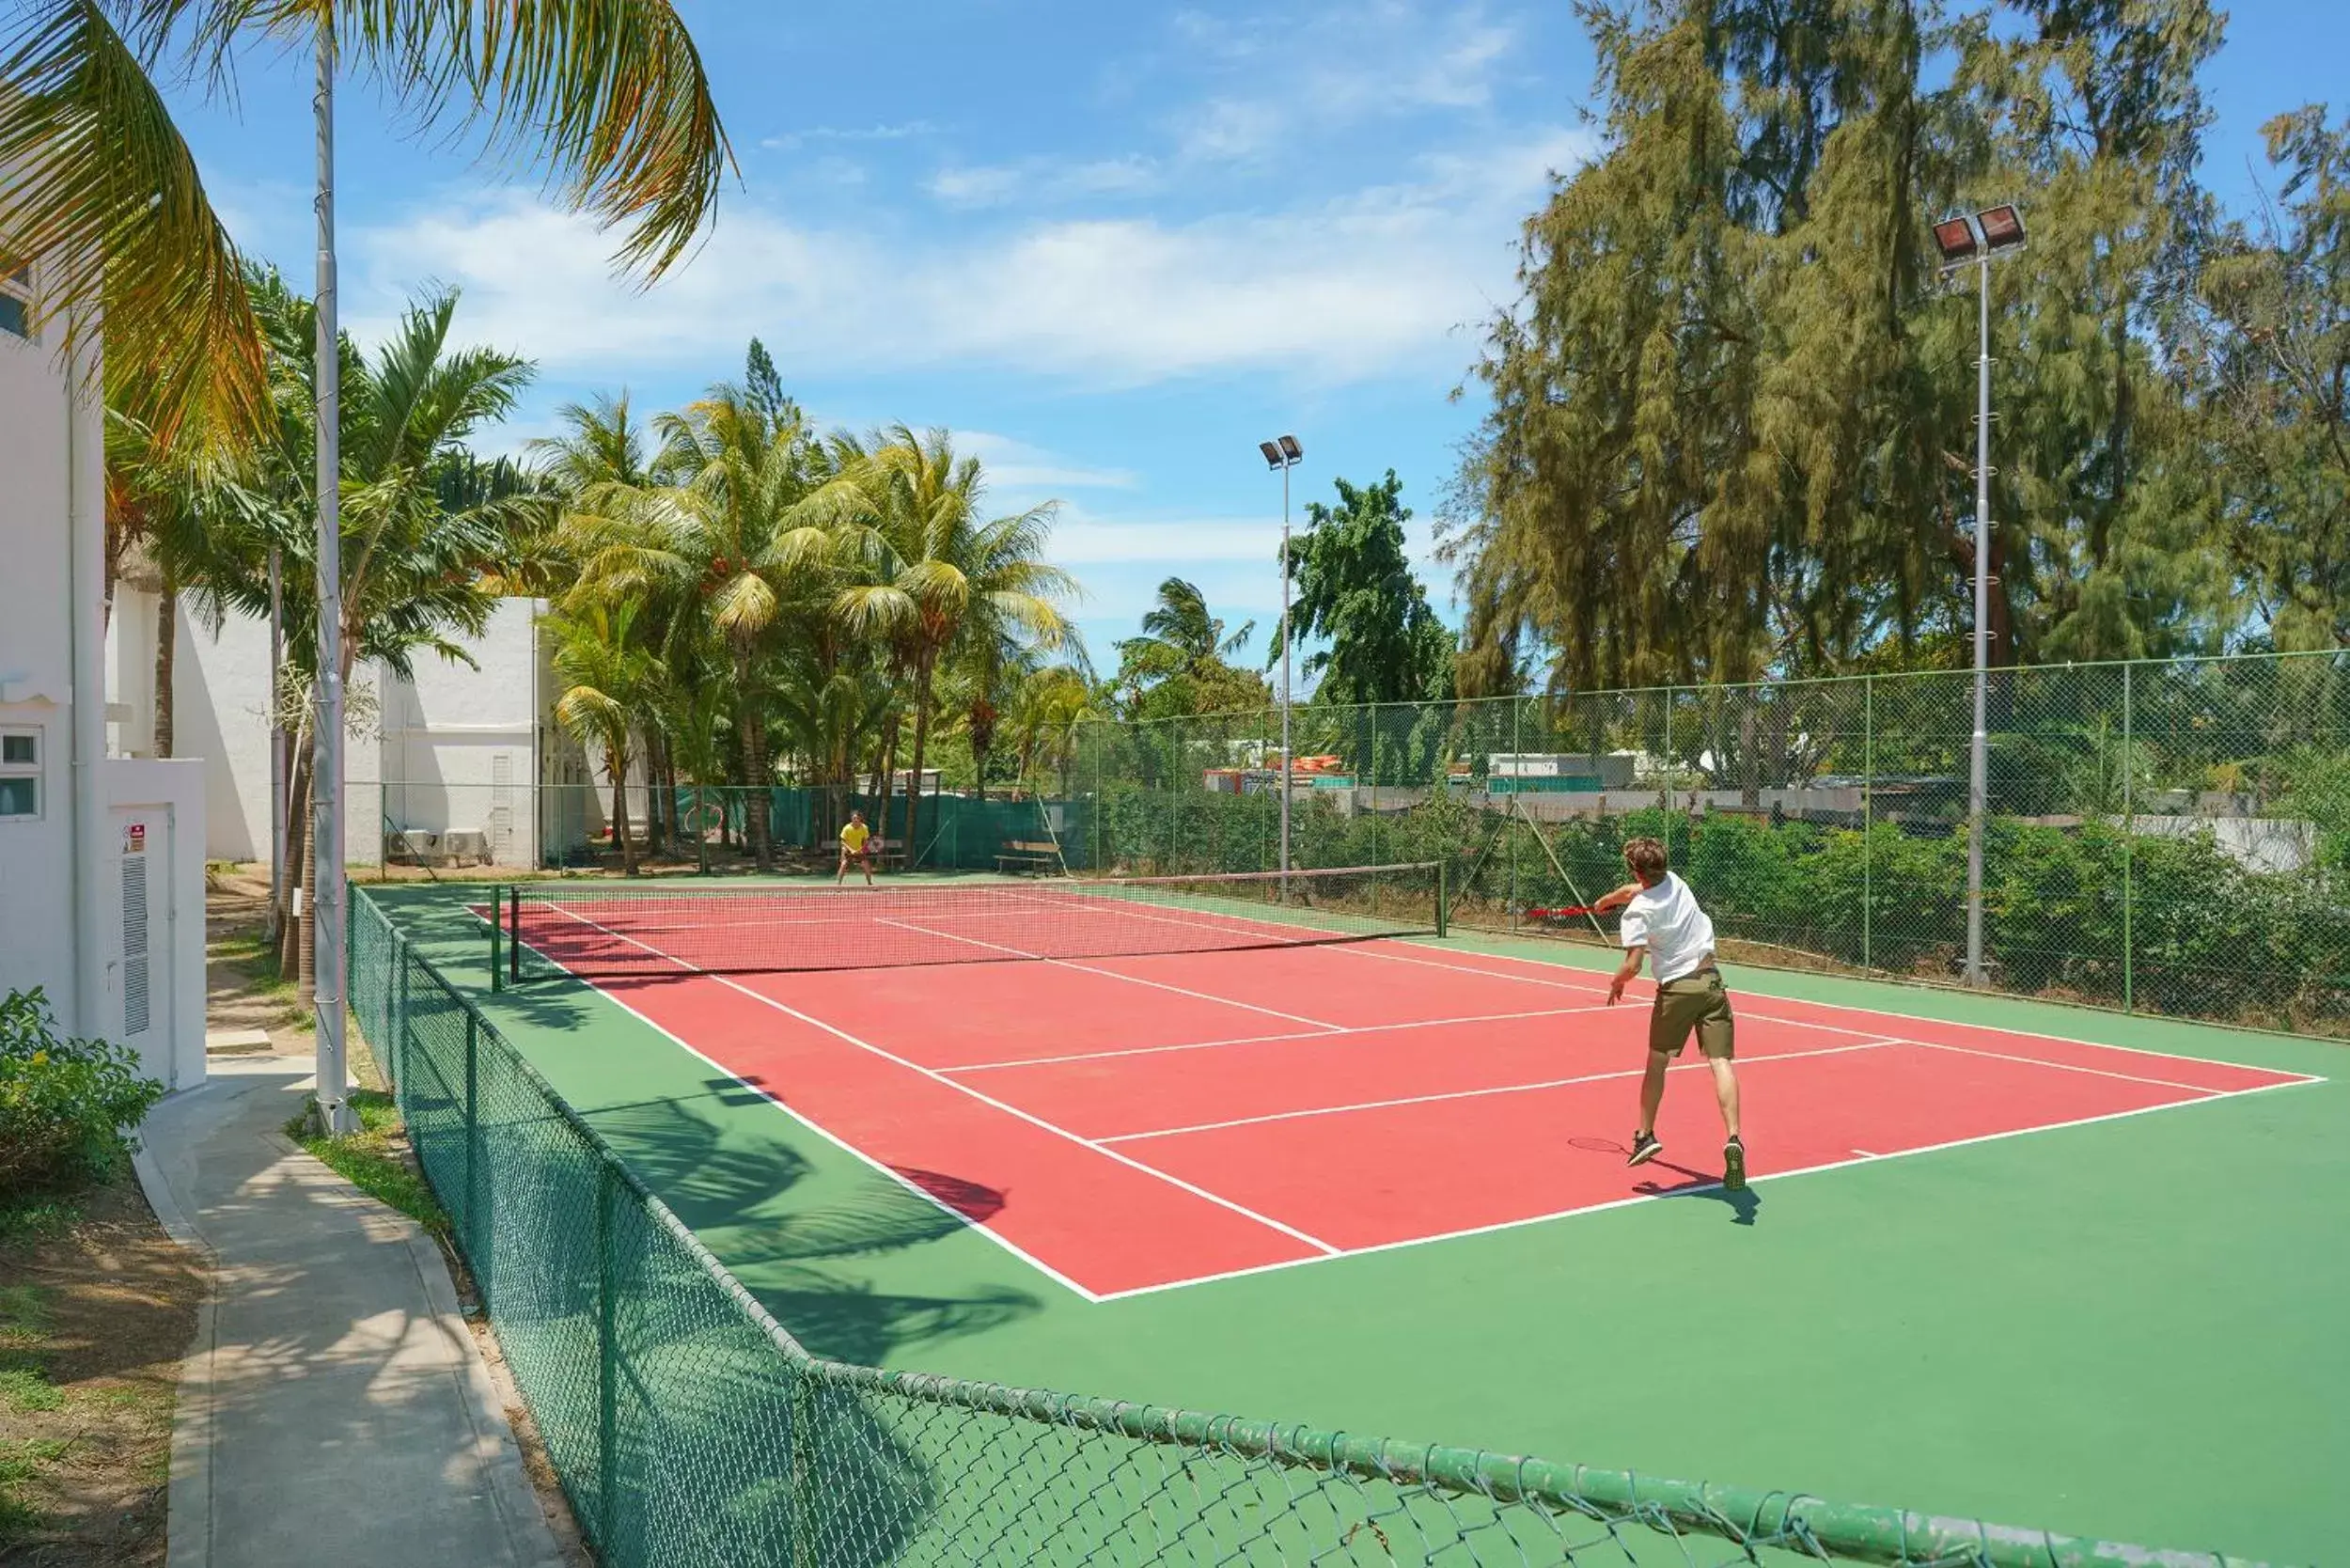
[1379,937,2329,1086]
[519,904,1109,1302]
[1098,1040,1900,1143]
[943,1003,1619,1074]
[1087,1074,2324,1303]
[1897,1038,2233,1095]
[875,916,1344,1031]
[540,902,1343,1261]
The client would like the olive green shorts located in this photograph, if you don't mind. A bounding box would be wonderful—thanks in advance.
[1649,967,1735,1059]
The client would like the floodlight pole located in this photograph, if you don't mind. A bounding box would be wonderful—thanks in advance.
[1966,256,1991,989]
[1279,457,1292,901]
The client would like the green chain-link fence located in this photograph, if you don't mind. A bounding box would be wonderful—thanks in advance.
[349,892,2283,1566]
[1078,651,2350,1039]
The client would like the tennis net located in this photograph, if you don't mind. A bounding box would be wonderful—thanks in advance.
[499,862,1447,982]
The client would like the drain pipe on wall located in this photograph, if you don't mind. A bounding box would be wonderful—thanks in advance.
[65,321,108,1041]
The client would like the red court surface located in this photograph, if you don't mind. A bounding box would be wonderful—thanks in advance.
[515,897,2320,1301]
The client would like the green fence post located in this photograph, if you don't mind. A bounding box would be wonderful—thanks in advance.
[1435,859,1449,938]
[1863,675,1874,973]
[462,1012,479,1266]
[1509,695,1522,931]
[2123,661,2135,1012]
[488,886,503,993]
[596,1158,619,1555]
[508,887,522,987]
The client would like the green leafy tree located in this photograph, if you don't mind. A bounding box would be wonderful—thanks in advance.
[547,601,661,875]
[2185,107,2350,650]
[1277,471,1455,707]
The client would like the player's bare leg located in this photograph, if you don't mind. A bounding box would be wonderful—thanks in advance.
[836,852,849,887]
[1710,1058,1747,1189]
[862,853,875,887]
[1709,1058,1741,1137]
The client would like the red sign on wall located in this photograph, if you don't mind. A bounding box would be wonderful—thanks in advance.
[124,823,146,855]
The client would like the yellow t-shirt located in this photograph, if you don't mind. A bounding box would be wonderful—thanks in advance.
[840,821,871,853]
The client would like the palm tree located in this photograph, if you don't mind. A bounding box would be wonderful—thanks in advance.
[8,0,730,1129]
[835,427,1083,867]
[1114,577,1256,713]
[1006,666,1099,799]
[565,389,833,868]
[184,274,538,981]
[548,603,660,876]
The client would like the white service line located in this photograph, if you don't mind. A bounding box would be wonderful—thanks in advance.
[1386,936,2329,1084]
[876,916,1345,1030]
[538,902,1343,1258]
[1088,1073,2324,1303]
[943,1003,1619,1074]
[524,902,1107,1301]
[1895,1038,2229,1095]
[1098,1039,1900,1143]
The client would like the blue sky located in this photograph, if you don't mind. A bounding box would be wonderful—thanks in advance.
[162,0,2347,676]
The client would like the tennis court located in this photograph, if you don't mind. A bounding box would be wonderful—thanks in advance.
[358,869,2345,1560]
[491,870,2315,1301]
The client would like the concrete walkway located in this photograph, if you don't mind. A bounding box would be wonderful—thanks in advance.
[135,1053,566,1568]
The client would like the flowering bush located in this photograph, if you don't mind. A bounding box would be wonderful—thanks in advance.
[0,986,166,1200]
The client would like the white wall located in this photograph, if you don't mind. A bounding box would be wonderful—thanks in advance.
[0,252,89,1032]
[99,760,207,1090]
[373,597,544,867]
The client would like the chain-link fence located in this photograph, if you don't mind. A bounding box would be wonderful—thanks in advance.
[1075,651,2350,1038]
[364,780,1074,874]
[349,891,2273,1566]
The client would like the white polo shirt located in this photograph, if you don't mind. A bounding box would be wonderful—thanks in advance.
[1618,872,1716,983]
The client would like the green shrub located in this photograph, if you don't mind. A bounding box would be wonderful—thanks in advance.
[0,988,166,1201]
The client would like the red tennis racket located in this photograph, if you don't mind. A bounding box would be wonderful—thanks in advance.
[1527,905,1603,921]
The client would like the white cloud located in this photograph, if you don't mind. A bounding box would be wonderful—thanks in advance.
[345,125,1586,388]
[928,156,1161,210]
[762,120,940,151]
[1168,1,1523,164]
[957,433,1139,494]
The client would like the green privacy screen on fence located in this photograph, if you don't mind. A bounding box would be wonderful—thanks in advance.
[1077,651,2350,1038]
[348,891,2280,1568]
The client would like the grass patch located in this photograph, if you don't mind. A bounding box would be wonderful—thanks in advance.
[0,1369,60,1416]
[0,1437,70,1537]
[0,1199,80,1246]
[288,1090,449,1238]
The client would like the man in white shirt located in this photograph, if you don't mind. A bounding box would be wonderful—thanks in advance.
[1592,837,1746,1190]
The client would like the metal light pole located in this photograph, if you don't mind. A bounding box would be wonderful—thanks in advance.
[311,19,356,1132]
[1933,205,2026,989]
[1258,435,1304,898]
[268,546,285,941]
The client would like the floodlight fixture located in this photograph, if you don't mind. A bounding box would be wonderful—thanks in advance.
[1976,203,2026,252]
[1932,216,1980,267]
[1277,433,1304,463]
[1260,440,1285,469]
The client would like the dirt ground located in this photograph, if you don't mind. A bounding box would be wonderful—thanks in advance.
[0,1176,202,1567]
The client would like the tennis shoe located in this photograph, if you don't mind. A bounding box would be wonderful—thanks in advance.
[1723,1137,1747,1191]
[1625,1131,1662,1168]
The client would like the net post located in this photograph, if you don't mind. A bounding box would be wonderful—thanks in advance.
[1434,859,1449,938]
[489,886,504,992]
[595,1157,620,1553]
[507,886,522,986]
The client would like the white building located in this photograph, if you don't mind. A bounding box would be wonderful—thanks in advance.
[104,590,593,873]
[0,243,206,1092]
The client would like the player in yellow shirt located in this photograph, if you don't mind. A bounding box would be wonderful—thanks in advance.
[837,809,875,886]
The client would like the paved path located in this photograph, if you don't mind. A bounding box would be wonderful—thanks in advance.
[135,1054,565,1568]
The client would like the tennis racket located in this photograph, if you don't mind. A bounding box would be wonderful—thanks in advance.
[1526,904,1604,922]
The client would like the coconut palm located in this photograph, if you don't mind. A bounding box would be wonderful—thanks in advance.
[564,388,834,868]
[835,427,1083,866]
[1006,666,1100,799]
[548,602,660,875]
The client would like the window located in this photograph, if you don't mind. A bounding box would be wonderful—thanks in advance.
[0,729,40,819]
[0,261,31,342]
